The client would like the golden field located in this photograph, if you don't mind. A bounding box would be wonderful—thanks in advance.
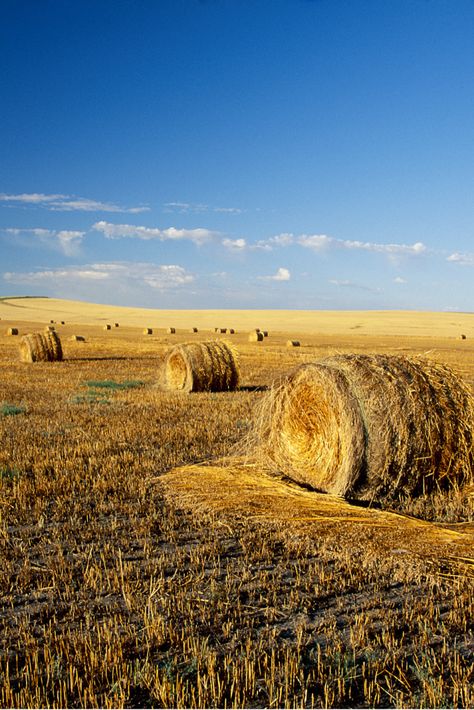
[0,297,473,708]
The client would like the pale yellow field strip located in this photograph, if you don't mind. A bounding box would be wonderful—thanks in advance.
[1,297,473,337]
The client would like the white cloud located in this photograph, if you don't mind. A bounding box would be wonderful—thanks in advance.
[252,233,295,251]
[260,267,291,282]
[93,220,215,245]
[393,276,407,284]
[222,237,246,250]
[2,227,85,255]
[298,234,333,250]
[163,201,242,214]
[447,252,474,266]
[3,262,194,290]
[300,234,426,255]
[329,279,381,293]
[0,193,149,213]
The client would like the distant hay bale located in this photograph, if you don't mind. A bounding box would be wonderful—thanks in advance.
[19,331,63,363]
[220,328,227,334]
[103,324,112,330]
[163,340,240,393]
[49,320,55,324]
[249,331,264,342]
[460,334,467,340]
[143,328,153,335]
[6,327,19,336]
[44,325,55,332]
[114,323,119,328]
[262,330,269,337]
[229,328,235,334]
[60,321,65,325]
[255,354,474,502]
[190,327,198,333]
[254,328,261,333]
[167,327,176,334]
[287,340,300,347]
[214,327,219,333]
[70,335,85,342]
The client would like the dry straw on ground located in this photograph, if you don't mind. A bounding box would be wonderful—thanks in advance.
[19,331,63,363]
[253,354,474,502]
[249,331,264,342]
[162,340,240,392]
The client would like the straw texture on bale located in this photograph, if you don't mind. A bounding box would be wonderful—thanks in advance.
[249,331,264,342]
[163,340,240,393]
[7,328,19,336]
[143,328,153,335]
[287,340,300,347]
[255,354,474,502]
[19,331,63,363]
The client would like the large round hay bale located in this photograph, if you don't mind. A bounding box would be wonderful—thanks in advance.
[256,354,474,501]
[163,340,240,392]
[249,331,264,342]
[19,331,63,363]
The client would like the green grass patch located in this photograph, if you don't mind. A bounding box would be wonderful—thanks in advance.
[0,403,26,417]
[83,379,145,391]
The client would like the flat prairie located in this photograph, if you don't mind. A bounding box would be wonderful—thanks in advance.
[1,297,473,708]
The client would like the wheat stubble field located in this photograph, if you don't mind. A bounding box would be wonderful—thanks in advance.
[1,297,474,708]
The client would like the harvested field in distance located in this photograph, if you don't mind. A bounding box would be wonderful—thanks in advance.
[1,298,474,708]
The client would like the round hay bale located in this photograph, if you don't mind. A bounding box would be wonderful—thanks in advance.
[44,325,55,332]
[190,327,199,333]
[49,320,55,324]
[256,354,474,501]
[19,331,63,363]
[262,330,269,337]
[167,327,176,334]
[114,322,119,328]
[103,324,112,331]
[70,335,85,342]
[143,328,153,335]
[287,340,300,347]
[219,328,227,334]
[229,328,235,334]
[249,331,264,342]
[163,340,240,393]
[60,321,65,325]
[460,334,467,340]
[6,327,19,336]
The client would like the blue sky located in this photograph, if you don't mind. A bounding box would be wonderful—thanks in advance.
[1,0,474,310]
